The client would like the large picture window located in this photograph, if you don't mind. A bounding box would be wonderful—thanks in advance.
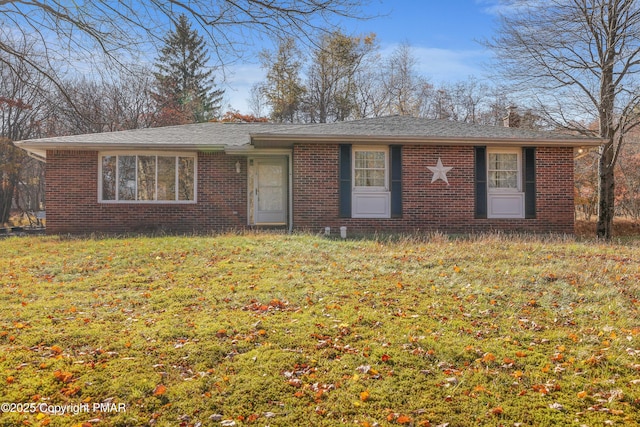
[100,153,196,202]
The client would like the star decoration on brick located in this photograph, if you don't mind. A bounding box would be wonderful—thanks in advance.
[427,158,453,185]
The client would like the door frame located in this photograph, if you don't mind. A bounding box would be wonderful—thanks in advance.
[248,155,291,227]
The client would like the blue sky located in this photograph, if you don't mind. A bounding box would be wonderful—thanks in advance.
[226,0,502,113]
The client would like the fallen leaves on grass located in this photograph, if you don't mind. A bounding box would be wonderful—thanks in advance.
[1,234,640,427]
[242,298,297,313]
[53,370,74,384]
[387,412,413,424]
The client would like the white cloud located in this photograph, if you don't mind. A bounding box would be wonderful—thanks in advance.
[220,62,265,113]
[476,0,541,16]
[380,43,491,84]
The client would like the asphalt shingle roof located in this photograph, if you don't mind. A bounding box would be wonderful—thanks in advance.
[16,116,601,159]
[18,122,299,147]
[253,115,597,141]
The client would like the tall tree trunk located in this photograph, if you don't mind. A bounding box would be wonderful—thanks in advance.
[0,182,14,224]
[0,140,19,224]
[597,142,615,239]
[597,45,616,240]
[486,1,640,240]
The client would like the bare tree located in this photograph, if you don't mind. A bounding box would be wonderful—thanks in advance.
[0,42,52,141]
[616,142,640,220]
[575,150,600,220]
[380,42,431,117]
[441,77,490,124]
[248,83,267,118]
[1,1,369,101]
[51,66,156,135]
[0,39,52,223]
[351,57,385,118]
[0,138,21,223]
[486,0,640,239]
[473,85,513,126]
[304,31,377,123]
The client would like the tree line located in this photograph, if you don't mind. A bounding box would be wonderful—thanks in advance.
[251,34,521,126]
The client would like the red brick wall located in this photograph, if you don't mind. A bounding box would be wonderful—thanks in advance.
[292,144,575,234]
[45,150,247,234]
[45,145,575,235]
[291,145,341,227]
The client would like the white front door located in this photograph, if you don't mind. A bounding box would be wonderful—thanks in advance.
[252,157,287,225]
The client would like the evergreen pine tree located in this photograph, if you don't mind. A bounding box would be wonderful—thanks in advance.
[153,14,224,125]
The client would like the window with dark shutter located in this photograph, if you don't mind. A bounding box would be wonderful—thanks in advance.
[390,145,402,217]
[474,146,487,218]
[339,144,352,217]
[523,147,536,218]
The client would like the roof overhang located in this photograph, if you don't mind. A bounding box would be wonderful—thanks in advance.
[250,133,605,149]
[14,142,226,161]
[15,116,605,161]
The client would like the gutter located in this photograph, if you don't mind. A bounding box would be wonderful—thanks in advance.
[26,151,47,163]
[251,134,605,149]
[14,142,227,160]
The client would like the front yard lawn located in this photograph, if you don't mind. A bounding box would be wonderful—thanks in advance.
[1,233,639,426]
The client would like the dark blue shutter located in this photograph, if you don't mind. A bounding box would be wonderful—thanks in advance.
[339,144,352,217]
[523,147,536,219]
[390,145,402,217]
[475,146,487,219]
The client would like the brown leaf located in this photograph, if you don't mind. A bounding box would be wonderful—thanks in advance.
[53,370,74,383]
[490,406,504,415]
[396,414,412,424]
[153,384,167,396]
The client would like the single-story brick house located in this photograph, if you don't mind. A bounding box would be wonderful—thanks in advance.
[16,115,601,235]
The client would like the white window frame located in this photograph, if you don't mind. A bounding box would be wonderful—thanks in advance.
[98,151,197,204]
[487,148,524,219]
[352,146,391,219]
[352,146,389,192]
[487,148,522,193]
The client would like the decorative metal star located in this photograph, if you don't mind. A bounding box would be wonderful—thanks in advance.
[427,158,453,185]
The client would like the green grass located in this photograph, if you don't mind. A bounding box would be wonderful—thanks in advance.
[0,233,639,427]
